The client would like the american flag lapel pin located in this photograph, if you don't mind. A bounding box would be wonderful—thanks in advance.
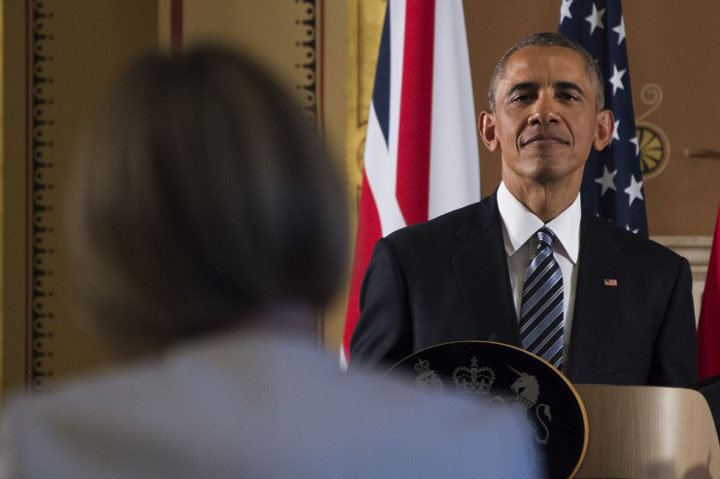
[604,278,618,287]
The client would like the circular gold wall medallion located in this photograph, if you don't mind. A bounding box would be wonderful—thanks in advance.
[636,122,670,180]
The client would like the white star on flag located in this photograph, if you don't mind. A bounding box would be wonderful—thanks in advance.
[630,136,639,157]
[585,3,606,35]
[625,224,639,235]
[624,175,644,206]
[609,64,627,95]
[612,119,621,143]
[613,17,626,45]
[560,0,574,24]
[595,165,617,195]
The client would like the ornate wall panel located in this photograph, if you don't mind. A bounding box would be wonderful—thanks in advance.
[181,0,323,130]
[2,0,158,395]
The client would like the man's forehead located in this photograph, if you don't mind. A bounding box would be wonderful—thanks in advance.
[499,46,590,87]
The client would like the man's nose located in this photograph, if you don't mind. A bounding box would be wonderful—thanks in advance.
[528,94,559,125]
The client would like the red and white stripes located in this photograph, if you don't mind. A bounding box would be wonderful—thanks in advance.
[342,0,480,366]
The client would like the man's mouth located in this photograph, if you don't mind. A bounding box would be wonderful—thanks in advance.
[520,134,569,147]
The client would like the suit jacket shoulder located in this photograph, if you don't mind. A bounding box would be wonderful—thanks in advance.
[351,195,519,368]
[385,198,492,252]
[583,214,683,264]
[569,213,697,386]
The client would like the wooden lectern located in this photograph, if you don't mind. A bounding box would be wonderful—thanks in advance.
[575,384,720,478]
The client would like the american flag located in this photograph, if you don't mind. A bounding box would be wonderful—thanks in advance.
[341,0,480,365]
[559,0,648,238]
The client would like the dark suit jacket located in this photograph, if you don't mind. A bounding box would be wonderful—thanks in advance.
[350,194,698,387]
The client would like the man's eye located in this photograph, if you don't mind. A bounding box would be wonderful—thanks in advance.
[511,94,532,103]
[559,92,579,101]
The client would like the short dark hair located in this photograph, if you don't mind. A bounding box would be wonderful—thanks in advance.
[487,32,605,112]
[67,47,348,354]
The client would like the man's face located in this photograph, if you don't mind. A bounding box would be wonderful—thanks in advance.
[478,46,613,189]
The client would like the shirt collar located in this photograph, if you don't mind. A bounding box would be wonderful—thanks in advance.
[497,181,580,263]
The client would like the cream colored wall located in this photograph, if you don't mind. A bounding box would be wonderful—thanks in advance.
[319,1,350,351]
[158,0,171,52]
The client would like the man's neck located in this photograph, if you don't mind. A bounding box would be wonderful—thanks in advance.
[502,177,580,223]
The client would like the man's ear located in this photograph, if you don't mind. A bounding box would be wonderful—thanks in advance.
[593,109,614,151]
[478,111,499,152]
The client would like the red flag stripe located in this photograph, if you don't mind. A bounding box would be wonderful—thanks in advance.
[698,204,720,380]
[395,0,435,225]
[342,172,383,359]
[170,0,183,55]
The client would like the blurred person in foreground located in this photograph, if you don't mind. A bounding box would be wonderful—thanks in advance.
[0,47,541,478]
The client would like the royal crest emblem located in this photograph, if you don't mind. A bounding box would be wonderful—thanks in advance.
[509,366,552,445]
[414,358,444,390]
[390,341,588,478]
[452,356,495,396]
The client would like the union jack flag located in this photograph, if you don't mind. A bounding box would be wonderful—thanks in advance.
[341,0,480,365]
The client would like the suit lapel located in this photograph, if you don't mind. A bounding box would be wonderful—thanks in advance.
[452,195,521,346]
[565,215,624,380]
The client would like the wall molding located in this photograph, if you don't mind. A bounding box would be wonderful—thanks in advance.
[652,235,712,279]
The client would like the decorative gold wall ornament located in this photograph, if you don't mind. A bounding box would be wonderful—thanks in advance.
[28,0,56,392]
[635,83,670,180]
[294,0,319,129]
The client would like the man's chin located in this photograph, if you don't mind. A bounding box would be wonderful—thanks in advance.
[528,164,586,187]
[525,163,569,185]
[529,170,558,185]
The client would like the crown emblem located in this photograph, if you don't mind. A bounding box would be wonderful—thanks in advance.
[414,358,444,391]
[452,357,495,396]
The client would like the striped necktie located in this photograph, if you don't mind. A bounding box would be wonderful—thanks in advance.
[519,227,564,369]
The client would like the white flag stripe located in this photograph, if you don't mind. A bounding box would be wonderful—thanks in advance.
[385,0,406,237]
[365,104,407,235]
[429,0,480,218]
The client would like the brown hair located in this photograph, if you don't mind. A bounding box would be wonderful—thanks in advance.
[67,46,347,354]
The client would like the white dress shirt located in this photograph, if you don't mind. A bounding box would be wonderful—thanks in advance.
[496,181,580,369]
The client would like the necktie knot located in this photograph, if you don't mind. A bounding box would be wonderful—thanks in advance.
[537,227,556,249]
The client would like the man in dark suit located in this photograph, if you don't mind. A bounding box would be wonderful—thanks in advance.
[350,33,697,387]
